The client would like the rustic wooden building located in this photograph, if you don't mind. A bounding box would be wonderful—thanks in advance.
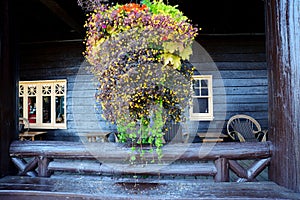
[14,0,268,142]
[17,37,268,141]
[0,0,300,198]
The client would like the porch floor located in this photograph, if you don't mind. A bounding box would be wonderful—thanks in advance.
[0,175,299,200]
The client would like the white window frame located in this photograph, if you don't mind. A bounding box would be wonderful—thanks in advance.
[19,79,67,129]
[190,75,214,121]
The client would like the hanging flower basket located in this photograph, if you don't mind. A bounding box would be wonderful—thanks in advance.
[79,0,199,163]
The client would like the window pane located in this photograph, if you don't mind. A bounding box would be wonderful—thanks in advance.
[28,97,36,123]
[43,96,51,123]
[201,88,209,96]
[193,80,200,88]
[193,98,209,113]
[201,80,208,87]
[56,96,65,123]
[193,88,200,96]
[19,97,23,117]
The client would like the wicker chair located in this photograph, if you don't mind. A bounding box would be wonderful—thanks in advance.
[19,117,30,133]
[226,114,268,142]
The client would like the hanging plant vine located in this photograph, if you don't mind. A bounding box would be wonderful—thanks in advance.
[78,0,199,164]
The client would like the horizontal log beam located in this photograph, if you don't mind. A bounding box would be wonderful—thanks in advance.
[48,161,217,176]
[10,141,272,180]
[10,141,272,161]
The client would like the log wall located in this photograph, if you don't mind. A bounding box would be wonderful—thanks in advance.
[19,41,115,140]
[193,35,267,134]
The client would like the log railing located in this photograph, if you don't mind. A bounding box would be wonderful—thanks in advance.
[9,141,273,182]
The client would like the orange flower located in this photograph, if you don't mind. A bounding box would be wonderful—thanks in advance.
[118,3,148,13]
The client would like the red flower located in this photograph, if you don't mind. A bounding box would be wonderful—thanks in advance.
[118,3,148,13]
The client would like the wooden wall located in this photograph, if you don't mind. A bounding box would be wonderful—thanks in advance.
[19,41,116,141]
[192,35,267,134]
[19,35,267,141]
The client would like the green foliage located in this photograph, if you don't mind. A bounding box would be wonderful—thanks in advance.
[141,0,188,22]
[117,100,165,162]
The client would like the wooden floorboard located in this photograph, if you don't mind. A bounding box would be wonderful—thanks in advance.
[0,176,299,199]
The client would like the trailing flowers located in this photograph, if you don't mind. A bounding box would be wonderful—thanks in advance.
[78,0,199,163]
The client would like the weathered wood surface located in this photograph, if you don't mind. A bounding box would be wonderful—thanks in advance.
[10,141,272,182]
[0,176,299,200]
[265,0,300,193]
[193,35,268,134]
[214,158,229,182]
[11,157,37,177]
[10,141,272,160]
[48,161,217,176]
[228,158,271,182]
[38,157,52,177]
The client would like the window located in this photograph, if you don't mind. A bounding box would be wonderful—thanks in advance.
[190,75,213,121]
[19,80,67,129]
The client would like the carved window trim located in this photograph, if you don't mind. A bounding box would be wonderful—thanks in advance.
[19,80,67,129]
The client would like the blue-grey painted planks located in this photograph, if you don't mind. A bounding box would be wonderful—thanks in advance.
[19,36,268,140]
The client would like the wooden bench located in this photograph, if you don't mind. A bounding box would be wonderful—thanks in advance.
[197,132,228,143]
[9,140,273,182]
[78,132,111,142]
[19,131,47,141]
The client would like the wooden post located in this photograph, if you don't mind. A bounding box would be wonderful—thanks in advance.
[38,156,52,177]
[214,158,229,182]
[0,0,18,177]
[265,0,300,192]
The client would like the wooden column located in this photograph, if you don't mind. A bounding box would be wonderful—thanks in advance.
[38,156,52,177]
[265,0,300,192]
[214,158,229,182]
[0,0,18,177]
